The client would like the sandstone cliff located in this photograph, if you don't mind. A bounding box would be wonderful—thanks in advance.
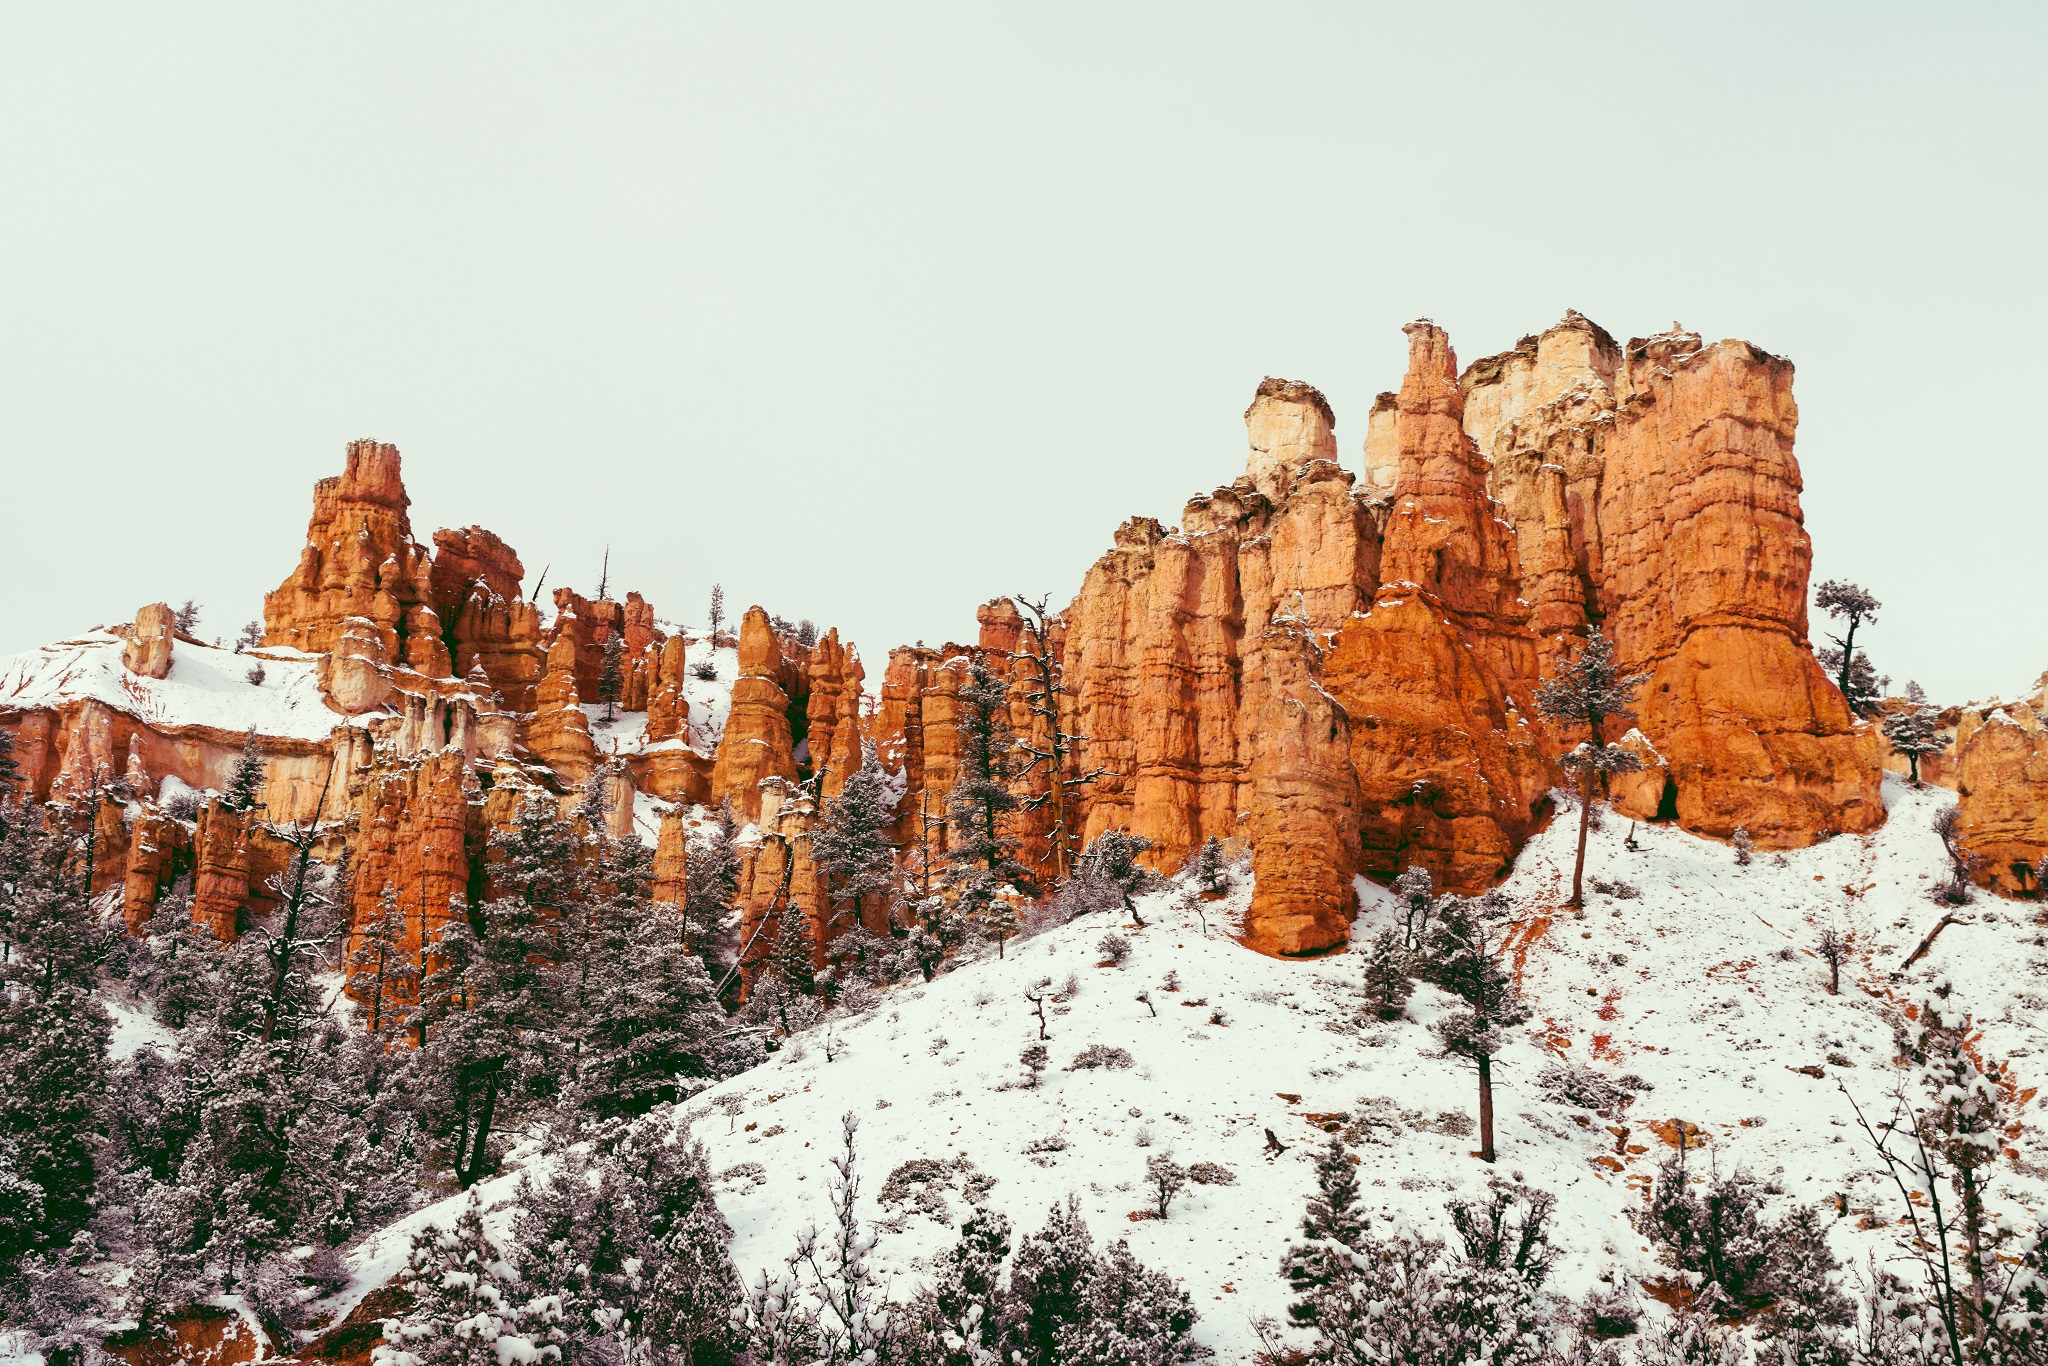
[1953,675,2048,894]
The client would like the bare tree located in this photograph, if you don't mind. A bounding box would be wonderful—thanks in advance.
[1024,977,1053,1040]
[1842,1082,1971,1366]
[1815,923,1849,994]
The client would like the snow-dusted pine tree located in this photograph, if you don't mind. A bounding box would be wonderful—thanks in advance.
[220,731,266,814]
[348,883,418,1038]
[1883,682,1951,786]
[375,1193,551,1366]
[1426,893,1529,1164]
[1534,632,1647,909]
[1815,579,1881,712]
[596,631,625,721]
[809,742,899,940]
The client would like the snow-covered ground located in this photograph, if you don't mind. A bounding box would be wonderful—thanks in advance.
[325,773,2048,1362]
[585,636,738,763]
[0,632,336,740]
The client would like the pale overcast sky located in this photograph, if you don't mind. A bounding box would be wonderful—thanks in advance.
[1,5,2040,704]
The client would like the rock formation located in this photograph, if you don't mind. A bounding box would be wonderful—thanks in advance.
[428,527,545,711]
[344,747,482,966]
[711,608,798,825]
[122,807,187,931]
[653,806,690,909]
[1324,322,1553,891]
[803,629,866,801]
[1237,620,1358,954]
[900,312,1895,955]
[121,602,176,679]
[524,632,597,786]
[1456,317,1888,844]
[190,800,252,939]
[1953,677,2048,895]
[264,439,451,682]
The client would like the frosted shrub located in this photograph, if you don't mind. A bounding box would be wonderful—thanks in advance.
[1732,826,1754,865]
[1144,1155,1188,1219]
[1536,1062,1625,1110]
[834,979,880,1016]
[1097,933,1131,965]
[1067,1044,1135,1071]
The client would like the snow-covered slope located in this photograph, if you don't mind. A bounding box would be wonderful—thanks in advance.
[327,776,2048,1362]
[0,631,336,740]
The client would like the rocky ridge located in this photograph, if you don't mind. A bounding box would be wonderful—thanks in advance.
[0,312,2036,985]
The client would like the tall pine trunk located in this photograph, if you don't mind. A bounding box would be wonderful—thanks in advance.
[1477,1052,1497,1162]
[1568,781,1592,908]
[1962,1164,1987,1350]
[459,1075,500,1188]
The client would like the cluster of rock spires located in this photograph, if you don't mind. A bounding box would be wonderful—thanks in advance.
[3,313,2042,987]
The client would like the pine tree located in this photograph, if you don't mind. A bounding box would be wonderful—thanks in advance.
[1819,644,1889,715]
[376,1193,549,1366]
[496,793,582,913]
[1002,1197,1206,1366]
[1439,1181,1557,1366]
[771,905,816,998]
[707,583,726,642]
[235,619,264,652]
[0,725,20,798]
[948,652,1024,882]
[1815,579,1881,712]
[1066,829,1158,922]
[1912,979,2004,1343]
[808,743,899,940]
[685,802,743,976]
[135,887,219,1028]
[414,833,566,1187]
[1145,1154,1189,1219]
[1011,594,1102,882]
[575,900,762,1117]
[348,884,417,1038]
[1633,1154,1776,1310]
[1054,1236,1207,1365]
[174,599,202,636]
[3,799,112,1003]
[1393,865,1435,950]
[1883,683,1951,786]
[1004,1197,1100,1366]
[1361,929,1414,1021]
[980,896,1019,959]
[0,985,110,1256]
[1815,923,1849,995]
[597,631,625,721]
[909,1204,1013,1364]
[1191,834,1229,898]
[220,731,266,814]
[1534,632,1648,908]
[1756,1203,1853,1352]
[1427,893,1530,1163]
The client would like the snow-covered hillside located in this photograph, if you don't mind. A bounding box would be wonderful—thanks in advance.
[326,775,2048,1363]
[0,631,335,740]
